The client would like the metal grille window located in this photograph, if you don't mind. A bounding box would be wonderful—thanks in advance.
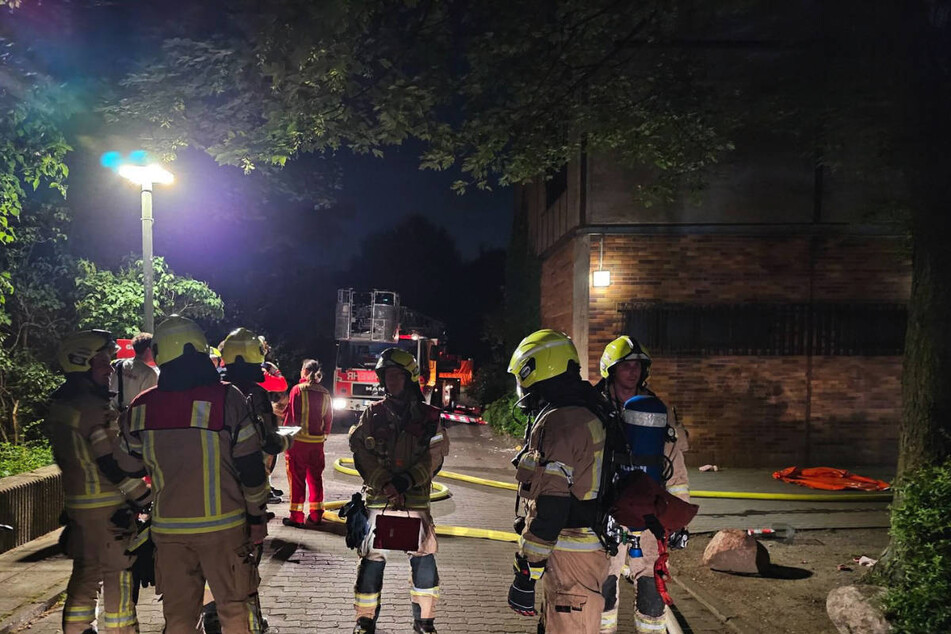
[620,302,906,356]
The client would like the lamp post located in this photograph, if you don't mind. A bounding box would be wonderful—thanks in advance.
[117,163,174,333]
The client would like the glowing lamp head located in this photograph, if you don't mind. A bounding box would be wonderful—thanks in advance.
[118,163,174,186]
[592,269,611,288]
[332,398,348,410]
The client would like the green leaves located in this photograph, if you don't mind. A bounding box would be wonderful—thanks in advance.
[74,257,225,337]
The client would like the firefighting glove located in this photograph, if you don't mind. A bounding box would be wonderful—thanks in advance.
[339,492,369,549]
[109,504,136,534]
[509,553,545,617]
[669,528,689,550]
[513,516,526,535]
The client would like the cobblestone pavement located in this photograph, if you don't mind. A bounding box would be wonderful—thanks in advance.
[17,422,727,633]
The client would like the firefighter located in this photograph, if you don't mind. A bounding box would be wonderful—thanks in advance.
[48,330,152,634]
[110,332,158,411]
[596,336,691,634]
[507,329,610,634]
[281,358,332,527]
[348,348,449,634]
[116,316,270,634]
[220,327,291,504]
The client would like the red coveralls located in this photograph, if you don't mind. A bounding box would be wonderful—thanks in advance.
[282,379,333,523]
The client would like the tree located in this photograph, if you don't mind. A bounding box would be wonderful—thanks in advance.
[75,257,225,337]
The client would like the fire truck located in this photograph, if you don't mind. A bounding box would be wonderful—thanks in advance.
[331,289,474,415]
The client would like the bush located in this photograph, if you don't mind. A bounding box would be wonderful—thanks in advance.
[0,441,54,478]
[882,458,951,633]
[482,392,529,438]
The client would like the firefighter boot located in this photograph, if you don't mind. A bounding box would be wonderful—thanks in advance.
[413,618,437,633]
[352,617,375,634]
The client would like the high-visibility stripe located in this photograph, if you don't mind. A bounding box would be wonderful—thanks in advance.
[554,529,603,552]
[76,434,101,496]
[301,389,310,436]
[410,586,440,598]
[142,431,164,517]
[584,418,605,500]
[117,477,142,497]
[130,406,146,432]
[63,605,96,622]
[519,535,553,558]
[200,430,222,517]
[635,612,667,632]
[89,427,109,446]
[544,461,574,483]
[236,424,257,444]
[190,400,213,429]
[308,502,324,511]
[102,611,137,628]
[354,592,381,608]
[601,607,619,631]
[667,484,689,496]
[151,509,246,534]
[292,435,325,443]
[65,491,125,510]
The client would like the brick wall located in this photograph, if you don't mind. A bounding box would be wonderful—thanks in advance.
[540,238,576,334]
[583,233,910,467]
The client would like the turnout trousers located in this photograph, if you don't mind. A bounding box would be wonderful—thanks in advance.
[62,507,137,634]
[354,509,439,624]
[601,537,667,633]
[541,549,610,634]
[285,441,325,524]
[153,526,263,634]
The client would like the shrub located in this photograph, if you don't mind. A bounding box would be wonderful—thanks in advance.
[882,458,951,633]
[482,392,529,438]
[0,441,54,478]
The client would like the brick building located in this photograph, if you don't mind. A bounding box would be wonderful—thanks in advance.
[517,153,910,468]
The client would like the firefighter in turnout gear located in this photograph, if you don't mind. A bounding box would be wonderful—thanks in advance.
[49,330,152,634]
[116,316,270,634]
[596,336,691,634]
[220,328,291,499]
[507,330,611,634]
[282,358,332,527]
[348,348,449,634]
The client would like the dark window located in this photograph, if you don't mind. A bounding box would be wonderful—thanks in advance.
[545,165,568,209]
[619,303,906,356]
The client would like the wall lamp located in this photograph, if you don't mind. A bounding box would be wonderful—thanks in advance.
[592,234,611,288]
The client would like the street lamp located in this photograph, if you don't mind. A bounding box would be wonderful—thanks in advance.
[116,162,174,333]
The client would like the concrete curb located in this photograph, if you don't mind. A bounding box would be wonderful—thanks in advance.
[670,574,757,634]
[0,590,65,634]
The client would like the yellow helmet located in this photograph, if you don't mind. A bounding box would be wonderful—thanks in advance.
[599,335,652,380]
[375,348,420,384]
[57,330,119,373]
[152,315,209,366]
[508,329,579,390]
[220,327,265,365]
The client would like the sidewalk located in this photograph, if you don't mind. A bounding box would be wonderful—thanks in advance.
[0,421,891,633]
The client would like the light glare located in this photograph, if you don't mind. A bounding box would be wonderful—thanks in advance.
[592,269,611,287]
[118,163,175,186]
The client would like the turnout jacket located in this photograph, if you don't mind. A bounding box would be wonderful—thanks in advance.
[47,379,151,513]
[116,382,269,537]
[515,405,606,565]
[283,380,332,444]
[349,397,449,510]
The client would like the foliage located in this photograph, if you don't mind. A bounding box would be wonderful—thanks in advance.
[0,29,72,286]
[468,362,510,408]
[75,257,224,337]
[483,392,529,438]
[107,0,734,201]
[882,459,951,633]
[0,203,74,444]
[0,441,54,478]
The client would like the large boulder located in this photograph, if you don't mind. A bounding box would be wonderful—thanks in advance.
[826,585,891,634]
[702,529,771,574]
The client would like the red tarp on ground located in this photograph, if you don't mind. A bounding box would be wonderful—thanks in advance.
[772,466,891,491]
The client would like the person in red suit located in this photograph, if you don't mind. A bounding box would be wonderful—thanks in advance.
[282,358,333,527]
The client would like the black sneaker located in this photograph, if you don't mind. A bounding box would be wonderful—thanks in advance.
[352,617,376,634]
[270,487,285,497]
[282,517,303,528]
[268,493,283,504]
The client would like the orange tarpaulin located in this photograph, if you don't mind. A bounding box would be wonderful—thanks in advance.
[772,466,891,491]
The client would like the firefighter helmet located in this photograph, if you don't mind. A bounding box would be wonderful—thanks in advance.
[220,327,266,365]
[374,348,420,385]
[508,329,580,390]
[152,315,208,366]
[600,335,652,381]
[57,330,119,373]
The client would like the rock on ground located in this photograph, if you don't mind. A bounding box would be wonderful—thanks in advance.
[701,529,770,574]
[826,585,892,634]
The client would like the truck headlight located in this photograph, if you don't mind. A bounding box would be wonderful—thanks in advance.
[332,398,348,410]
